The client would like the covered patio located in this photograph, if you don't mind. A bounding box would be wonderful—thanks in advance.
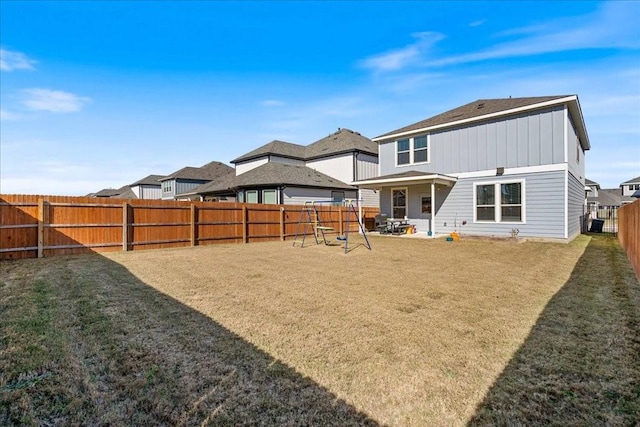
[355,171,457,236]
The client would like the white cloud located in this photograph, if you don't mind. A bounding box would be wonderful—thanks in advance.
[469,20,486,27]
[360,32,445,72]
[430,2,640,67]
[21,88,91,113]
[0,109,22,121]
[261,99,285,107]
[0,48,36,71]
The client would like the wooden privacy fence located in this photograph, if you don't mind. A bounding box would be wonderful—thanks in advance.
[618,200,640,280]
[0,195,379,260]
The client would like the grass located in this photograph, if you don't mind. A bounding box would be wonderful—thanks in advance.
[1,234,638,425]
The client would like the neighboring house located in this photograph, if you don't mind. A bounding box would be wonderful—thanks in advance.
[90,186,135,199]
[129,174,164,199]
[160,161,234,200]
[620,176,640,198]
[187,128,378,205]
[185,162,357,204]
[585,178,601,218]
[596,189,636,209]
[355,95,590,240]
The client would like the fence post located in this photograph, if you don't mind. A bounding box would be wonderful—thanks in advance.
[37,198,48,258]
[280,207,285,241]
[242,205,248,243]
[339,207,343,235]
[190,204,197,246]
[122,202,129,251]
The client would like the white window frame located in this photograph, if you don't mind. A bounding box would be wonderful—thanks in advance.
[391,187,408,219]
[473,180,526,224]
[395,134,430,167]
[162,181,172,193]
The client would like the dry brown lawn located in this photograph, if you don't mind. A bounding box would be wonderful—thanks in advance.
[1,234,639,425]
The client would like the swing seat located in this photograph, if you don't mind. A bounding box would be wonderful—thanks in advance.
[336,235,346,241]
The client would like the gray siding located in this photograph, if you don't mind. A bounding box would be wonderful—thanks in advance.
[283,187,357,205]
[355,153,378,181]
[435,170,567,239]
[567,171,585,240]
[379,106,566,176]
[176,180,208,196]
[140,185,162,200]
[359,188,379,208]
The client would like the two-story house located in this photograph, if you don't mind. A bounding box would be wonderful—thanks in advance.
[159,161,234,200]
[620,176,640,198]
[355,95,590,241]
[129,174,164,199]
[187,128,379,206]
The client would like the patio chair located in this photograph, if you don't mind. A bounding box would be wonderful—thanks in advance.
[374,214,391,234]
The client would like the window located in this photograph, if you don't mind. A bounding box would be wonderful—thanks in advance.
[476,185,495,221]
[331,191,345,204]
[500,183,522,222]
[396,135,429,166]
[237,191,244,203]
[420,195,432,215]
[392,188,407,219]
[475,181,524,223]
[262,189,277,204]
[414,136,428,163]
[397,139,410,165]
[162,181,172,193]
[246,190,258,204]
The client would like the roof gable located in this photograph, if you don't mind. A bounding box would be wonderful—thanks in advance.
[130,174,165,186]
[160,161,234,181]
[621,176,640,185]
[305,128,377,159]
[230,140,306,164]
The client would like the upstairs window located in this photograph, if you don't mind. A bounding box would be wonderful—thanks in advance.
[397,139,410,165]
[162,181,172,193]
[396,135,429,166]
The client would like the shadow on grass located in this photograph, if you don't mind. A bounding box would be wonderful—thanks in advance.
[468,235,640,425]
[1,241,378,424]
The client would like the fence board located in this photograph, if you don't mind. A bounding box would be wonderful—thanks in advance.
[0,194,378,259]
[618,200,640,280]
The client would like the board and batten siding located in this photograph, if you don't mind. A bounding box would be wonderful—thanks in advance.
[176,180,208,197]
[355,153,379,181]
[434,170,567,239]
[379,106,566,176]
[139,185,162,200]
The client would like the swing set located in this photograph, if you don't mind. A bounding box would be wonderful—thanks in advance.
[292,200,372,254]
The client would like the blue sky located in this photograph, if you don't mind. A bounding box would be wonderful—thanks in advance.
[1,1,639,195]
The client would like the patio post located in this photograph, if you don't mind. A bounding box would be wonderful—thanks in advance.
[431,182,436,236]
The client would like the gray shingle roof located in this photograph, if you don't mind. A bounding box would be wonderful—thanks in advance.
[160,161,234,181]
[305,128,377,159]
[585,178,599,187]
[92,188,123,197]
[231,140,306,163]
[589,188,637,207]
[230,129,376,164]
[621,176,640,185]
[375,95,573,139]
[130,174,165,186]
[189,163,355,195]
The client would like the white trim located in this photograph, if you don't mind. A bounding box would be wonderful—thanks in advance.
[563,105,569,164]
[373,96,578,142]
[431,182,436,235]
[354,173,457,187]
[564,169,569,239]
[391,187,408,219]
[455,163,567,179]
[473,179,526,224]
[394,134,430,167]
